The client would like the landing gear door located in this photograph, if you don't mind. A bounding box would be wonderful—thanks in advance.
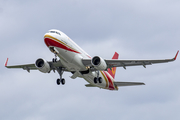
[49,47,59,55]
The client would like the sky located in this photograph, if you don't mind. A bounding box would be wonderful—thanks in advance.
[0,0,180,120]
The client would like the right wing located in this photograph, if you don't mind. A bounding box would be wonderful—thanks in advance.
[5,58,67,72]
[82,51,179,70]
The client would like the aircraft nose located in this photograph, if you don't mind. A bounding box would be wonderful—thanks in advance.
[44,33,53,47]
[44,33,49,39]
[44,33,61,48]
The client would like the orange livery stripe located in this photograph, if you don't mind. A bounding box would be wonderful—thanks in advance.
[100,71,108,88]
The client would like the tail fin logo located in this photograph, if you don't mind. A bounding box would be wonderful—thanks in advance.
[111,67,116,75]
[108,52,119,79]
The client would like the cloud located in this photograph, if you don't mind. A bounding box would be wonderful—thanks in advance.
[0,0,180,120]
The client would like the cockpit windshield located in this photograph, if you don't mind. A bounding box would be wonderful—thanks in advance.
[49,31,61,35]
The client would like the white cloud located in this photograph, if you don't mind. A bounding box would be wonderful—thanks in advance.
[0,0,180,120]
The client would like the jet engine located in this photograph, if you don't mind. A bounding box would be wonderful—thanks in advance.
[35,58,51,73]
[91,56,107,70]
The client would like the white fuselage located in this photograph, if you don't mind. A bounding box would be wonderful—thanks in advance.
[44,29,117,90]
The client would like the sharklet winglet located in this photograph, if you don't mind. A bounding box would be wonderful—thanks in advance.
[5,58,9,67]
[174,50,179,60]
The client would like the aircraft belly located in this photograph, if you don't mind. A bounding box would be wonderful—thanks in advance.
[55,47,87,71]
[54,47,115,90]
[55,47,75,62]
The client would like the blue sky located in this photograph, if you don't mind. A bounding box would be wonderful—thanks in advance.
[0,0,180,120]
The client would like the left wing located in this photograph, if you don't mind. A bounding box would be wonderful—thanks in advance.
[5,58,67,72]
[5,58,37,70]
[82,51,179,69]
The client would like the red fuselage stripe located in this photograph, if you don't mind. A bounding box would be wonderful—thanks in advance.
[103,71,115,90]
[44,37,80,54]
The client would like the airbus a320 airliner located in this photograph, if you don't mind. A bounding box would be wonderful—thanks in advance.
[5,29,179,90]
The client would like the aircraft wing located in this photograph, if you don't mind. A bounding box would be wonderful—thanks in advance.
[5,58,67,72]
[114,81,145,87]
[82,51,179,69]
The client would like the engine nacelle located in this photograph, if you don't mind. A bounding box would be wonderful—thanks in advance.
[35,58,51,73]
[91,56,107,70]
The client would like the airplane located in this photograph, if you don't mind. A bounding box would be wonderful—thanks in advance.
[5,29,179,90]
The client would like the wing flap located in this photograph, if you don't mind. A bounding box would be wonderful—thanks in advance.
[114,81,145,87]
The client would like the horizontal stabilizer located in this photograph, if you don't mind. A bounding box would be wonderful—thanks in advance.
[114,81,145,87]
[85,84,96,87]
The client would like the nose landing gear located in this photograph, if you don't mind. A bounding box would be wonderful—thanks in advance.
[57,78,65,85]
[56,67,65,85]
[52,55,57,62]
[51,50,66,86]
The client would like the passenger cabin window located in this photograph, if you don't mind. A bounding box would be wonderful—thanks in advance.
[56,31,61,35]
[49,31,55,33]
[49,31,61,35]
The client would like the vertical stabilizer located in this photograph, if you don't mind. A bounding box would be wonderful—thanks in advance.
[107,52,119,79]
